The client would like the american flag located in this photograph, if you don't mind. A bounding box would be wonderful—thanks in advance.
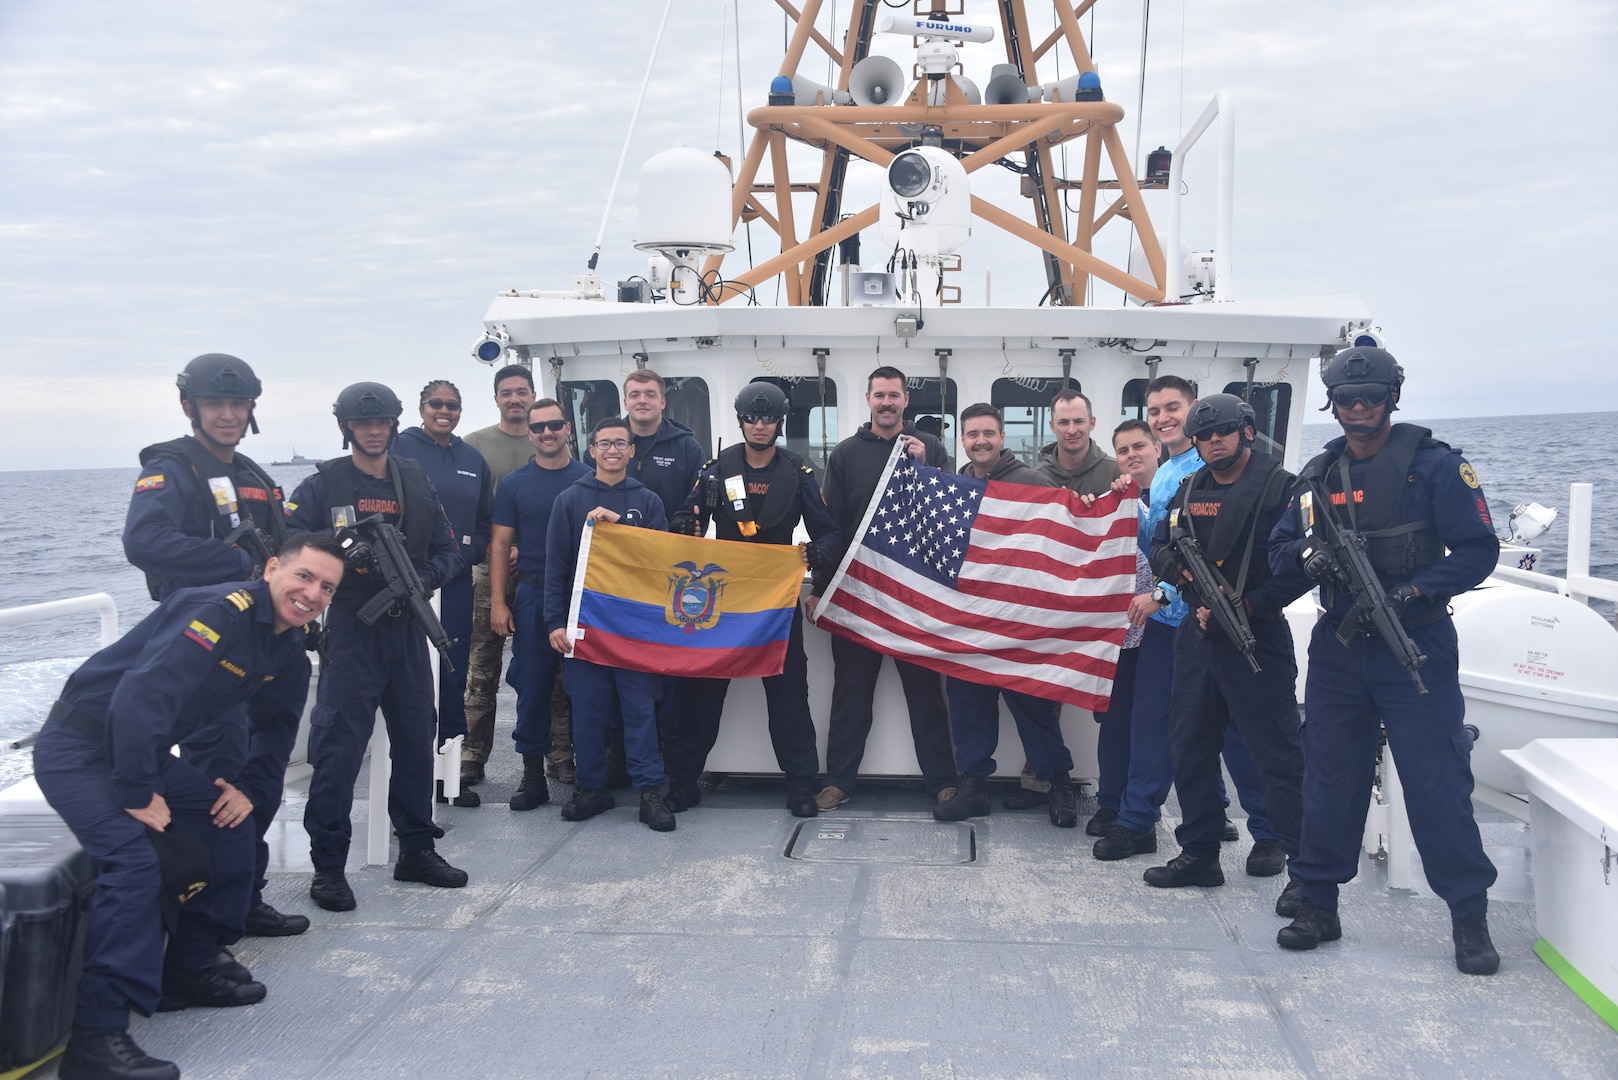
[814,447,1139,710]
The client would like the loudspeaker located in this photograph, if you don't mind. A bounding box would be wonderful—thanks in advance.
[849,55,906,106]
[790,75,849,106]
[984,63,1032,106]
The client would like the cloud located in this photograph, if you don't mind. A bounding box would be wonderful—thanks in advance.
[1,0,1614,466]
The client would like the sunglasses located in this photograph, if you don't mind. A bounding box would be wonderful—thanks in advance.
[528,419,567,433]
[739,413,783,425]
[1329,384,1391,409]
[592,438,630,451]
[425,398,461,411]
[1193,421,1244,440]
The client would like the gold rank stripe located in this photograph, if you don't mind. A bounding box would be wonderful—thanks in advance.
[226,589,254,611]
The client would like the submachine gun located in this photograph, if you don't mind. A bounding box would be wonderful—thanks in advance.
[349,514,458,673]
[1296,480,1428,695]
[221,520,276,575]
[1165,528,1263,674]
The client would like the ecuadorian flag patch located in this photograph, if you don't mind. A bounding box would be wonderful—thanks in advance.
[135,474,165,492]
[184,620,220,651]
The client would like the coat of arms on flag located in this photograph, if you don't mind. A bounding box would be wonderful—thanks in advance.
[812,445,1138,710]
[567,522,806,678]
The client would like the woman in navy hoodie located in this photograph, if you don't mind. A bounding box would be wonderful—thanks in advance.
[393,380,493,803]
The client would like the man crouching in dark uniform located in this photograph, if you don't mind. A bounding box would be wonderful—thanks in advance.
[34,533,343,1080]
[665,381,839,818]
[286,382,468,912]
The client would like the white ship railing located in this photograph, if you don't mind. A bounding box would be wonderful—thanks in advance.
[0,593,119,752]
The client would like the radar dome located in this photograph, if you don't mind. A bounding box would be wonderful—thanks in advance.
[635,148,735,257]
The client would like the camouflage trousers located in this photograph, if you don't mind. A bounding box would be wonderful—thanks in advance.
[463,564,574,769]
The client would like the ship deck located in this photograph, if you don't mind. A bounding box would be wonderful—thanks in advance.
[17,696,1618,1080]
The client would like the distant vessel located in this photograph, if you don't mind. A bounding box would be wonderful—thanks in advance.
[270,448,316,466]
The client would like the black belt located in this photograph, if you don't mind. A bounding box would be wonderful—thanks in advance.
[47,699,104,738]
[517,571,542,587]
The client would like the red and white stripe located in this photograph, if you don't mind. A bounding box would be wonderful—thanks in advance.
[817,476,1139,711]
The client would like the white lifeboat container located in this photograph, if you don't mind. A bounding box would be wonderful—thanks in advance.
[1452,582,1618,803]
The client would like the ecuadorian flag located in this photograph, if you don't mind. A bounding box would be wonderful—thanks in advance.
[568,522,805,678]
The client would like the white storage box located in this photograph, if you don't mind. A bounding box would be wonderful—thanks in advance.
[1501,738,1618,1029]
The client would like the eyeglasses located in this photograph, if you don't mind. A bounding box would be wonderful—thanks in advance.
[425,399,461,411]
[738,413,783,425]
[592,438,631,451]
[1193,421,1244,441]
[528,419,567,433]
[1329,384,1391,409]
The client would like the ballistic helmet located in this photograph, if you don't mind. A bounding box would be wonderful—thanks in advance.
[735,381,788,420]
[178,354,262,435]
[333,382,403,450]
[1321,346,1404,397]
[1183,393,1255,442]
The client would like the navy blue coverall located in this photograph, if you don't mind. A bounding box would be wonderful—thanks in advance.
[286,463,463,868]
[392,425,493,742]
[1150,456,1309,864]
[666,443,838,787]
[122,438,291,912]
[33,578,310,1035]
[1270,433,1500,918]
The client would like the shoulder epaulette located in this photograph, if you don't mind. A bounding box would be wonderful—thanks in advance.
[702,458,717,469]
[225,589,255,612]
[800,464,813,475]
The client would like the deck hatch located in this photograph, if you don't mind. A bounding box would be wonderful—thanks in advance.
[785,817,976,864]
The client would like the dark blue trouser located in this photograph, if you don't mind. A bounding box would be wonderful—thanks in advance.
[825,636,956,797]
[180,702,276,913]
[305,606,439,868]
[1118,619,1177,832]
[436,568,473,742]
[504,581,559,758]
[670,606,819,785]
[565,658,665,790]
[35,723,254,1035]
[1222,724,1278,841]
[1093,643,1139,812]
[1168,617,1304,862]
[1294,617,1496,917]
[945,677,1073,781]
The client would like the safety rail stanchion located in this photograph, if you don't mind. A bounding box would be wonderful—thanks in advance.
[0,593,119,648]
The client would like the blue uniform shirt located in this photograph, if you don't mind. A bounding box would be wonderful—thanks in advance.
[1269,437,1500,619]
[285,466,463,601]
[544,475,667,634]
[55,577,311,811]
[1146,444,1202,627]
[495,458,592,576]
[392,426,494,571]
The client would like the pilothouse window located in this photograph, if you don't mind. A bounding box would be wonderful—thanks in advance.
[1223,381,1291,460]
[557,380,619,458]
[663,377,711,458]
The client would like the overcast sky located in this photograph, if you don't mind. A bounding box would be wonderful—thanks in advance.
[2,1,1614,468]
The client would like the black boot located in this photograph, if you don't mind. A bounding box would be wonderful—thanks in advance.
[437,779,481,807]
[1085,806,1118,837]
[1245,839,1287,877]
[310,868,356,912]
[244,900,310,937]
[1453,915,1500,975]
[1046,773,1078,828]
[157,964,268,1011]
[1275,875,1304,918]
[510,754,551,812]
[212,946,251,983]
[785,781,818,818]
[933,775,991,821]
[394,849,469,888]
[59,1032,179,1080]
[639,788,676,832]
[561,786,616,821]
[1143,852,1225,888]
[665,778,702,813]
[1277,902,1342,951]
[1092,823,1158,861]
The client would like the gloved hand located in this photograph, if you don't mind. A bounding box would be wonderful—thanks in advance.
[1298,538,1338,582]
[1389,584,1420,608]
[669,512,705,537]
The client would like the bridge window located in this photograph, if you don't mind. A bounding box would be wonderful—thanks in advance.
[991,377,1082,468]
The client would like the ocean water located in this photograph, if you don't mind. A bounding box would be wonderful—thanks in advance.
[3,415,1615,786]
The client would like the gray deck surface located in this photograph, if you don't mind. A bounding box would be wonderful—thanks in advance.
[20,692,1618,1080]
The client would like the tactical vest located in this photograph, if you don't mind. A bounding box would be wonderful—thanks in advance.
[706,444,811,545]
[137,436,288,598]
[313,456,434,569]
[1297,424,1446,578]
[1171,453,1288,602]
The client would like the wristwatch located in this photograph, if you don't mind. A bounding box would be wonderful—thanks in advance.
[1151,583,1171,606]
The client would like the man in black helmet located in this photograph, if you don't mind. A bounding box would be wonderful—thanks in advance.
[1143,393,1309,911]
[122,353,309,939]
[664,380,839,817]
[1269,347,1502,975]
[285,382,469,911]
